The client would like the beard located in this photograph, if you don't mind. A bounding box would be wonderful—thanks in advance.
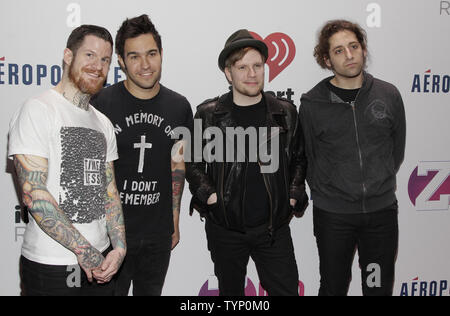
[330,56,367,80]
[234,82,264,98]
[68,63,106,95]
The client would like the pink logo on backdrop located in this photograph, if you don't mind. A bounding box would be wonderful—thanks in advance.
[199,277,257,296]
[198,277,305,296]
[250,32,296,82]
[408,162,450,211]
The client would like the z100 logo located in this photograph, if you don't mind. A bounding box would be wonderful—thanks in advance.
[400,277,449,296]
[411,69,450,93]
[198,276,305,296]
[408,162,450,211]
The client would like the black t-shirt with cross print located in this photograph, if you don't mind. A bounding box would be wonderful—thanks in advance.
[92,82,193,240]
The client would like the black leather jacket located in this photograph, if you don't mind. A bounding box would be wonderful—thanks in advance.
[186,92,308,233]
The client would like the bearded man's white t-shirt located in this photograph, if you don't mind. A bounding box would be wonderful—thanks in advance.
[8,89,118,265]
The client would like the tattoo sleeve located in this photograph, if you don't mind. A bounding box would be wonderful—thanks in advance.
[14,154,103,270]
[172,141,186,213]
[104,162,126,252]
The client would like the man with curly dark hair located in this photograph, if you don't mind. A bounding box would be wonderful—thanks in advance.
[299,20,406,296]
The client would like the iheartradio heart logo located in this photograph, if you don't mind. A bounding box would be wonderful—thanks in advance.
[250,32,296,82]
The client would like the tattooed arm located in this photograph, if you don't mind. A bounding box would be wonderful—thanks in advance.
[14,154,104,282]
[93,162,126,283]
[171,140,186,250]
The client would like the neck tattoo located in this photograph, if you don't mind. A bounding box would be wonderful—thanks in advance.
[63,91,91,111]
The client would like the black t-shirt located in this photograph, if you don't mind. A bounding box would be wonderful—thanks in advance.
[91,82,193,240]
[327,80,360,104]
[231,97,270,228]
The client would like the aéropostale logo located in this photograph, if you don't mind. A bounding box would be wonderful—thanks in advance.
[0,57,62,86]
[400,277,449,296]
[411,69,450,93]
[408,162,450,211]
[0,57,124,87]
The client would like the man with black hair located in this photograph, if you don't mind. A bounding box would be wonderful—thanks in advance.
[91,14,193,296]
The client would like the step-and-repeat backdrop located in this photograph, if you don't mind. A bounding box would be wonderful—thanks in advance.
[1,0,449,296]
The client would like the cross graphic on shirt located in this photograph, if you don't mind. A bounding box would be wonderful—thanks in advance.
[134,135,152,173]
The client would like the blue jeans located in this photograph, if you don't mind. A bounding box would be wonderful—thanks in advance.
[313,205,399,296]
[114,236,172,296]
[20,247,114,296]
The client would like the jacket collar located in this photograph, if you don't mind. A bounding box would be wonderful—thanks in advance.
[213,91,286,128]
[303,71,374,103]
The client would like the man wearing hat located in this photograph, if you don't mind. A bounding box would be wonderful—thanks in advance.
[186,29,308,296]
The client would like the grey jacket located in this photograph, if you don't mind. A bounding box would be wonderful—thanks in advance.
[299,72,406,214]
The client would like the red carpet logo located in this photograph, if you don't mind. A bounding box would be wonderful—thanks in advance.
[250,32,296,82]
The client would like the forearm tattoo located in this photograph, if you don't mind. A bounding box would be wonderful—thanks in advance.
[172,168,186,213]
[14,155,103,268]
[104,162,126,254]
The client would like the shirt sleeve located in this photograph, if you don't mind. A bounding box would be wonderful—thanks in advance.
[8,98,51,160]
[99,113,118,163]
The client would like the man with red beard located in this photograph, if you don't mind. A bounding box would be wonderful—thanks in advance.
[8,25,126,296]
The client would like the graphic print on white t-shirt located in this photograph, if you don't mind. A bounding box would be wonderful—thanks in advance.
[59,126,107,224]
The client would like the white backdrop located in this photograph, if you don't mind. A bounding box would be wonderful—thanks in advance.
[1,0,449,296]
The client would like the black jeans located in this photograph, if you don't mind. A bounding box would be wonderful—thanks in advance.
[313,205,399,296]
[114,236,172,296]
[205,220,299,296]
[20,247,114,296]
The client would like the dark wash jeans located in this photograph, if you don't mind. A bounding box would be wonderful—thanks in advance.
[205,219,299,296]
[114,235,172,296]
[20,247,114,296]
[313,204,399,296]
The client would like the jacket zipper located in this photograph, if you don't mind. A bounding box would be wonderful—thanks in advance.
[260,161,274,241]
[220,163,230,227]
[259,127,280,241]
[242,160,249,228]
[349,97,367,213]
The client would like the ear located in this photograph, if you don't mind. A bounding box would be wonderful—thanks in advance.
[63,48,74,68]
[224,66,233,84]
[118,55,126,72]
[324,55,331,69]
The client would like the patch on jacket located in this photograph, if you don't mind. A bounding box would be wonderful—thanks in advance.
[366,99,391,121]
